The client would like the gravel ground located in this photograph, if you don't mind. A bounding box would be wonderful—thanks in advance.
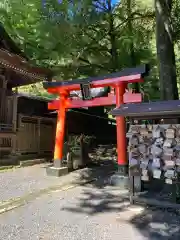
[0,163,114,203]
[0,174,180,240]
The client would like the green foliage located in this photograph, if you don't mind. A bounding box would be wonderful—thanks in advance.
[1,0,180,100]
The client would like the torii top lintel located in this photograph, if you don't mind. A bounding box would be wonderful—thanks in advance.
[43,64,149,94]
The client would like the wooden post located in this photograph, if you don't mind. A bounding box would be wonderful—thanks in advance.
[11,95,18,155]
[12,95,18,132]
[38,118,41,156]
[0,74,7,123]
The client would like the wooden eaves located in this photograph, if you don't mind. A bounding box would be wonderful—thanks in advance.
[111,100,180,119]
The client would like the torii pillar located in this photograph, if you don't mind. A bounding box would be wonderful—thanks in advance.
[110,82,129,188]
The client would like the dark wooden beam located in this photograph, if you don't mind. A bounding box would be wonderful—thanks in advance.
[43,64,149,89]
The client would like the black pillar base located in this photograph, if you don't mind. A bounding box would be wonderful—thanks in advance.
[110,165,129,189]
[46,159,68,177]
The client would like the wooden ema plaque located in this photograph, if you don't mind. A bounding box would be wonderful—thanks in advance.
[127,124,180,184]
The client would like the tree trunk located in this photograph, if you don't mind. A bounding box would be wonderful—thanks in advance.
[155,0,178,100]
[107,0,119,72]
[127,0,139,92]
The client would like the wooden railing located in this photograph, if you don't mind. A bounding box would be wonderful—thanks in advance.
[0,123,15,158]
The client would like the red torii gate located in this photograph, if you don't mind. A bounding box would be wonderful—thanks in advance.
[43,64,149,178]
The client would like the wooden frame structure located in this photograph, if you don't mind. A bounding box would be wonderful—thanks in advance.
[111,100,180,209]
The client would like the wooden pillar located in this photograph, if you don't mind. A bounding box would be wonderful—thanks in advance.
[12,95,18,132]
[0,73,7,123]
[11,95,18,154]
[38,118,41,155]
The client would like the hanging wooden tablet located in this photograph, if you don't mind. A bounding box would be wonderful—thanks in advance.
[131,147,140,158]
[141,174,149,181]
[175,145,180,152]
[164,169,176,179]
[164,148,174,156]
[165,178,173,184]
[140,127,149,136]
[139,135,144,143]
[130,125,140,134]
[164,160,175,169]
[138,144,147,154]
[176,127,180,138]
[140,158,149,169]
[176,158,180,166]
[153,125,161,138]
[151,145,163,157]
[155,137,164,145]
[126,130,133,138]
[129,135,139,146]
[152,169,162,179]
[152,157,161,168]
[163,139,173,148]
[166,127,176,139]
[147,125,153,132]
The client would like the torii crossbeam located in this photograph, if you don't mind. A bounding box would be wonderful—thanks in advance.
[43,64,149,179]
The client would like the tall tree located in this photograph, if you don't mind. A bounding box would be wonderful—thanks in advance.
[126,0,139,92]
[0,0,159,99]
[155,0,179,100]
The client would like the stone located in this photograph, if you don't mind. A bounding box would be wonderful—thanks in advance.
[46,166,68,177]
[110,173,129,189]
[110,165,129,189]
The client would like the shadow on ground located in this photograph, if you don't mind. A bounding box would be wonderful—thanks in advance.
[63,160,180,240]
[78,160,117,187]
[129,207,180,240]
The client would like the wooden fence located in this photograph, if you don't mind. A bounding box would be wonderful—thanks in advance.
[16,114,56,156]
